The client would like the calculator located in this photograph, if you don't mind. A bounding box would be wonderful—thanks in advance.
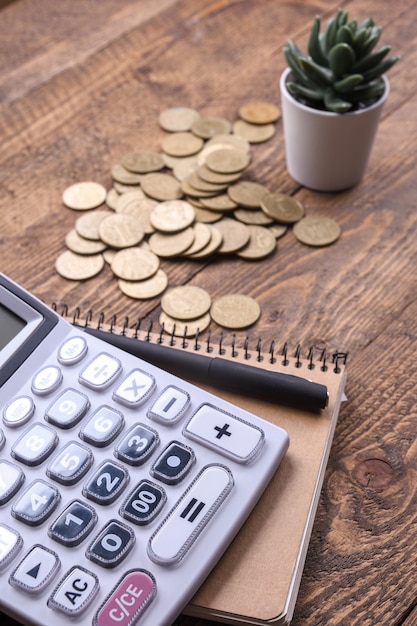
[0,273,289,626]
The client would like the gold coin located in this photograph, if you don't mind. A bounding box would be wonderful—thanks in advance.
[239,101,281,124]
[210,294,261,329]
[180,178,219,198]
[205,132,251,154]
[115,189,146,213]
[118,269,168,299]
[193,206,223,224]
[159,311,211,337]
[65,229,107,255]
[185,172,228,193]
[102,248,117,265]
[161,153,184,169]
[172,156,199,181]
[55,250,104,280]
[117,196,157,234]
[161,285,212,320]
[150,200,195,232]
[191,116,232,139]
[75,209,113,240]
[111,163,143,185]
[148,228,195,257]
[293,216,341,246]
[269,223,288,239]
[159,107,200,132]
[114,181,143,194]
[200,194,237,212]
[228,180,270,208]
[187,224,223,258]
[197,142,238,167]
[205,148,250,174]
[62,182,107,210]
[197,164,242,185]
[98,213,144,248]
[233,119,275,143]
[111,247,160,280]
[141,173,183,201]
[261,192,304,224]
[161,132,204,157]
[121,151,165,173]
[233,208,274,225]
[236,225,277,260]
[182,223,212,256]
[213,217,250,254]
[106,188,120,210]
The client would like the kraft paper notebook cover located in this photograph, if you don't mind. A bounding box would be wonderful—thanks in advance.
[64,310,347,626]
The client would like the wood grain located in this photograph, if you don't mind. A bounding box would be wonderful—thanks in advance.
[1,0,416,624]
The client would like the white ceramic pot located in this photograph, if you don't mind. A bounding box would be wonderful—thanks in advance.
[279,68,390,191]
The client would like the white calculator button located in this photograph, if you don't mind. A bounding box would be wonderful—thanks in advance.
[79,352,122,390]
[45,388,90,429]
[31,365,63,396]
[0,460,25,505]
[3,395,35,428]
[113,368,156,407]
[12,479,61,526]
[148,464,233,565]
[9,544,60,592]
[0,523,23,571]
[183,403,265,463]
[47,441,93,486]
[147,385,191,425]
[12,422,59,466]
[94,569,157,626]
[48,565,99,617]
[79,405,125,448]
[58,335,88,365]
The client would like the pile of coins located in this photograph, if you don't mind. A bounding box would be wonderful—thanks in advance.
[56,102,341,332]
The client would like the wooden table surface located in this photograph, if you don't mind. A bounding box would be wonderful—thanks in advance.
[1,0,416,625]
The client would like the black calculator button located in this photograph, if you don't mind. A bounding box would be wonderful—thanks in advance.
[47,565,99,617]
[9,544,60,593]
[31,365,63,396]
[12,479,61,526]
[86,520,135,568]
[49,499,98,547]
[112,368,156,407]
[3,395,35,428]
[114,423,159,466]
[45,388,90,429]
[83,460,129,505]
[47,441,93,485]
[0,523,23,571]
[0,460,25,505]
[150,441,195,485]
[79,405,124,447]
[120,480,167,526]
[11,422,59,466]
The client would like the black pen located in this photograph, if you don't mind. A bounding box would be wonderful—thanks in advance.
[81,327,329,410]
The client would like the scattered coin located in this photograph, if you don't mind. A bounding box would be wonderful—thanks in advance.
[293,216,341,246]
[98,213,144,248]
[228,180,270,208]
[121,151,165,173]
[233,119,276,143]
[158,107,200,132]
[214,218,250,254]
[159,311,211,337]
[192,206,223,224]
[106,188,120,210]
[75,210,113,240]
[56,250,104,280]
[181,223,212,256]
[210,294,261,329]
[234,208,274,225]
[111,164,143,185]
[161,285,212,320]
[185,172,228,193]
[111,247,160,280]
[150,200,195,233]
[118,269,169,300]
[115,189,146,213]
[205,148,250,174]
[173,156,199,181]
[200,193,237,212]
[261,192,304,224]
[236,225,277,260]
[238,101,281,124]
[62,182,107,210]
[187,224,223,258]
[197,164,241,185]
[161,132,204,157]
[269,223,288,239]
[65,229,107,255]
[205,132,251,154]
[191,116,232,139]
[117,196,157,234]
[141,172,182,201]
[148,228,195,257]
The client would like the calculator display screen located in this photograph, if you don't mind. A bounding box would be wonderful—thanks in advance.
[0,304,26,351]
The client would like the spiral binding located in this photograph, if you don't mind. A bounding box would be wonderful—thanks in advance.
[52,304,348,374]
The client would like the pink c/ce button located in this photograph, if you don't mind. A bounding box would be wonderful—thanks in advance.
[94,569,157,626]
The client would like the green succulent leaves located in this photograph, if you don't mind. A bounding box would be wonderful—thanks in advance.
[283,9,400,113]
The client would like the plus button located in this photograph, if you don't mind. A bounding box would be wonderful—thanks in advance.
[214,423,232,440]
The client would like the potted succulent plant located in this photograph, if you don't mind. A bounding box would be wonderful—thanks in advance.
[280,9,400,191]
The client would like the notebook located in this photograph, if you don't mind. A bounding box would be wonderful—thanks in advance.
[59,307,347,625]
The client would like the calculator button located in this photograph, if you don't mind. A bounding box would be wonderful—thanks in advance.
[49,499,98,547]
[31,365,63,396]
[79,352,122,390]
[11,422,59,466]
[9,544,60,593]
[83,460,129,505]
[0,524,23,571]
[0,460,25,505]
[148,464,234,565]
[79,405,124,447]
[45,388,90,429]
[183,403,265,463]
[151,441,195,485]
[147,385,191,425]
[120,480,167,526]
[3,395,35,428]
[0,428,4,449]
[48,565,99,617]
[12,479,61,526]
[58,335,88,365]
[114,423,159,466]
[86,520,135,568]
[94,569,157,626]
[47,441,93,485]
[113,368,156,407]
